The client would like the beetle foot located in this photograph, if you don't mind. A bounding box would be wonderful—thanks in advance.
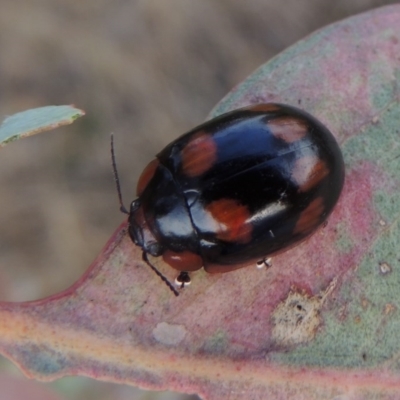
[256,257,272,269]
[175,271,191,289]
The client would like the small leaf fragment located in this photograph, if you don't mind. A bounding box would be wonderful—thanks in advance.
[0,105,85,147]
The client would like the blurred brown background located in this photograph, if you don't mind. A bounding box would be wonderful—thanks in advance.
[0,0,397,399]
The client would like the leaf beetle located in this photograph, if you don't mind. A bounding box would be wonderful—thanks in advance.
[112,103,345,296]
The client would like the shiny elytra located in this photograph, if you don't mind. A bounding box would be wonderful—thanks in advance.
[126,103,344,291]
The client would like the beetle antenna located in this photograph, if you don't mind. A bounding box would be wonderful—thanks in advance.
[142,251,179,296]
[110,133,129,215]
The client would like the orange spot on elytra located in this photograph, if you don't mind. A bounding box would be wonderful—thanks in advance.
[181,132,217,177]
[162,250,203,272]
[204,259,254,274]
[136,159,159,196]
[294,197,324,235]
[206,199,252,243]
[292,156,329,192]
[245,104,281,112]
[268,117,308,143]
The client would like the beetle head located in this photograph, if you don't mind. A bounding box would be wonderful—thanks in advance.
[128,199,164,257]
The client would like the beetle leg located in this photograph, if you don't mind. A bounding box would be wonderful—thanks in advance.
[256,257,272,269]
[175,271,191,288]
[142,251,179,296]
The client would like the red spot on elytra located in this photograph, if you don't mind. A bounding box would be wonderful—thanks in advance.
[181,132,217,178]
[136,159,159,196]
[268,116,308,143]
[245,103,281,112]
[162,250,203,272]
[292,156,329,192]
[294,196,324,235]
[206,198,252,243]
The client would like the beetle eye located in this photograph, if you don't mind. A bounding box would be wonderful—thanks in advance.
[130,200,140,212]
[147,242,163,257]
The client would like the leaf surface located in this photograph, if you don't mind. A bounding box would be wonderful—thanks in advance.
[1,6,400,400]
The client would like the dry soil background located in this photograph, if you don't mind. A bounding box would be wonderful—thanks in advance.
[0,1,397,399]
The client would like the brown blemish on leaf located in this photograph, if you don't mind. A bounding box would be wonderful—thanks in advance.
[361,297,370,310]
[384,304,396,315]
[379,262,392,275]
[271,278,337,348]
